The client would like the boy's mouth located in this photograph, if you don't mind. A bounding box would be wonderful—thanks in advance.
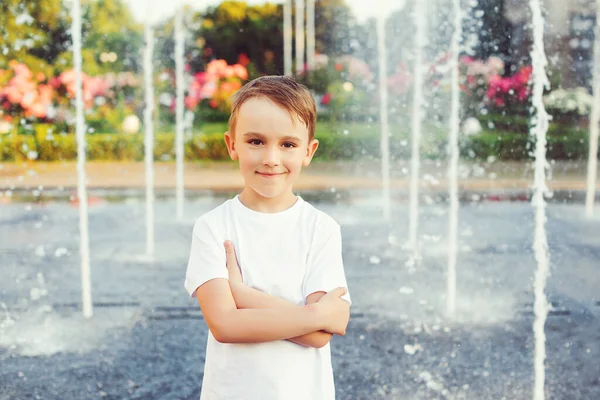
[256,171,285,177]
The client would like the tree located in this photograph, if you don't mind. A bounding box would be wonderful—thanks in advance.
[314,0,360,56]
[0,0,143,76]
[190,1,283,75]
[0,0,71,76]
[471,0,515,72]
[81,0,144,74]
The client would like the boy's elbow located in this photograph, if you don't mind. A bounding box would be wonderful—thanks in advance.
[211,325,229,343]
[313,332,334,348]
[208,316,237,344]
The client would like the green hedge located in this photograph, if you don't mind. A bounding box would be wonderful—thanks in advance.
[463,128,589,160]
[0,125,592,162]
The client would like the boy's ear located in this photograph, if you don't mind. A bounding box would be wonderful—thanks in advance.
[224,131,238,161]
[302,139,319,167]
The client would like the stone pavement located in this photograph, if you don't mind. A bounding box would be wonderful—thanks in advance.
[1,197,599,399]
[0,160,599,192]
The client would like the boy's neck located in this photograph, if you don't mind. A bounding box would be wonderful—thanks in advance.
[238,189,298,214]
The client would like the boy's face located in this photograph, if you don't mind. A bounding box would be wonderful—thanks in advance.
[224,97,319,200]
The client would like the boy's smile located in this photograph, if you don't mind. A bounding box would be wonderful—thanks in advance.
[224,97,319,213]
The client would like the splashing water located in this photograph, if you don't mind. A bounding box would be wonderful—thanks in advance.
[376,8,391,221]
[71,0,93,319]
[529,1,552,399]
[283,0,293,76]
[175,5,185,221]
[306,0,316,71]
[586,3,600,217]
[295,0,305,75]
[408,0,427,261]
[0,302,14,329]
[144,5,155,258]
[446,0,462,316]
[0,306,137,357]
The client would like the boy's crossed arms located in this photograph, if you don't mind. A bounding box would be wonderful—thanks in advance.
[195,241,350,348]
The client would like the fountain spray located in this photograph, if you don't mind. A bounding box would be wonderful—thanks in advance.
[71,0,93,319]
[144,4,155,257]
[529,0,552,398]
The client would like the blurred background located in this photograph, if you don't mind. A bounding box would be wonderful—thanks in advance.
[0,1,599,399]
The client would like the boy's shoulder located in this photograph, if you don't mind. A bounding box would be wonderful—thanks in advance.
[192,198,234,229]
[300,198,340,231]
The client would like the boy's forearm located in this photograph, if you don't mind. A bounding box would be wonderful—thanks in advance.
[230,283,333,348]
[217,304,322,344]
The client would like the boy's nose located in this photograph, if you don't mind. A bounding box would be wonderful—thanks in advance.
[263,147,280,166]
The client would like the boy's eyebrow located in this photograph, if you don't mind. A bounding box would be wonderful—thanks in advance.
[242,132,302,141]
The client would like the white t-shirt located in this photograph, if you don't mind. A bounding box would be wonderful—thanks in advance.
[184,195,351,400]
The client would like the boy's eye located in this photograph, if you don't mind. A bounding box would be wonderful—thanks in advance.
[248,139,263,145]
[282,142,297,149]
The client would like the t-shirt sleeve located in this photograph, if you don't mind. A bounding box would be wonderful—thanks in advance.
[184,218,228,298]
[302,220,351,305]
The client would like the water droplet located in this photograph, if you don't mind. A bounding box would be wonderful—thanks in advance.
[404,343,423,355]
[54,248,69,258]
[368,255,381,264]
[30,288,41,301]
[34,246,45,257]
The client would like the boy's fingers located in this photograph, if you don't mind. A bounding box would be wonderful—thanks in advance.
[224,241,238,267]
[329,287,347,297]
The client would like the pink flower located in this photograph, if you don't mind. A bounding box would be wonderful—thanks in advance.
[206,60,228,78]
[30,102,47,118]
[388,66,411,95]
[517,87,529,101]
[184,96,199,110]
[460,56,474,65]
[238,53,250,67]
[232,64,248,80]
[4,86,23,104]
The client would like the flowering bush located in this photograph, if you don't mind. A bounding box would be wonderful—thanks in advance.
[0,60,140,133]
[485,65,532,109]
[459,56,505,115]
[0,61,54,123]
[335,55,374,86]
[185,59,248,112]
[387,62,412,95]
[543,87,593,116]
[458,56,533,116]
[49,69,108,110]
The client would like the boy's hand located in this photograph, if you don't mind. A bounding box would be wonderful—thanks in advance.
[224,240,243,284]
[315,287,350,336]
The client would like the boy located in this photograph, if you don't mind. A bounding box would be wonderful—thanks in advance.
[184,76,351,400]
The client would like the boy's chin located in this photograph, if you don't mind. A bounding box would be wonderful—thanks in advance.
[246,184,293,200]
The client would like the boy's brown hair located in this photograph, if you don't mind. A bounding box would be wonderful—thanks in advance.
[228,75,317,141]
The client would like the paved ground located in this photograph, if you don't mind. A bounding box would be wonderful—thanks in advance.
[0,192,599,399]
[1,160,599,193]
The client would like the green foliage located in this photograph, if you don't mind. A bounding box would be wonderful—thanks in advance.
[82,0,143,74]
[0,121,592,163]
[314,0,360,56]
[463,127,589,160]
[0,0,142,77]
[324,81,372,122]
[0,0,71,76]
[186,1,282,74]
